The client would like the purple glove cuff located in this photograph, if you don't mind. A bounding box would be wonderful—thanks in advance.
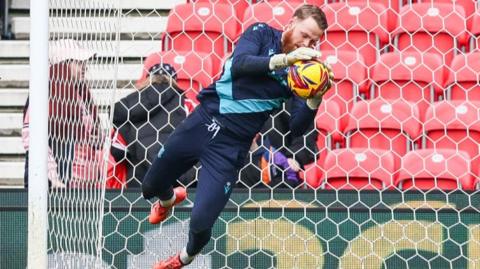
[273,151,300,183]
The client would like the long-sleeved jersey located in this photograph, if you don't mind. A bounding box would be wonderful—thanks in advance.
[197,22,317,140]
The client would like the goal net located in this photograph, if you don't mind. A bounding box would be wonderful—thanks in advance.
[25,0,480,268]
[46,0,120,267]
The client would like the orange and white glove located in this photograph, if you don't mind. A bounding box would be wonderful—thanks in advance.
[269,47,322,70]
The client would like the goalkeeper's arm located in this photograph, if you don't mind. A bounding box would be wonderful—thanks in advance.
[230,24,271,77]
[289,96,317,137]
[289,63,334,136]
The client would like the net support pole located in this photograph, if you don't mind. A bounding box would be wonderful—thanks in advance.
[27,0,49,268]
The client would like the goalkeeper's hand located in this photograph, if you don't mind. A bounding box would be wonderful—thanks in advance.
[306,62,334,109]
[269,47,322,70]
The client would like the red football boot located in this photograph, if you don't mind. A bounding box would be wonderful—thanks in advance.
[153,254,185,269]
[149,187,187,224]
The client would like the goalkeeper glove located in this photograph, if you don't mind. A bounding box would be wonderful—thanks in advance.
[269,47,322,70]
[306,62,335,109]
[272,151,301,183]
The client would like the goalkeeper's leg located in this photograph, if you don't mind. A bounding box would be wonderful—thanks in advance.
[186,165,237,257]
[142,109,213,223]
[153,126,250,267]
[153,161,241,268]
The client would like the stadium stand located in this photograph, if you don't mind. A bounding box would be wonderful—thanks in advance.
[396,149,476,190]
[320,2,391,67]
[191,0,250,20]
[445,52,480,101]
[340,0,406,13]
[242,1,306,31]
[8,2,480,268]
[423,101,480,173]
[392,3,467,65]
[0,0,185,186]
[415,0,477,29]
[309,101,342,186]
[319,50,367,112]
[469,12,480,50]
[163,2,239,74]
[1,0,480,192]
[344,99,421,160]
[315,96,344,149]
[321,148,396,190]
[370,52,444,119]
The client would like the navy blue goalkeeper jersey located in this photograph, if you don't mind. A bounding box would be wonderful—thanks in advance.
[197,22,317,140]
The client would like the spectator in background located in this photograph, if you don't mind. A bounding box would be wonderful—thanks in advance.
[240,98,318,188]
[22,39,102,188]
[111,63,197,188]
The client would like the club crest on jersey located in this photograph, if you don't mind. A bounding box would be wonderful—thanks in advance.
[157,147,165,158]
[224,182,232,194]
[252,23,265,31]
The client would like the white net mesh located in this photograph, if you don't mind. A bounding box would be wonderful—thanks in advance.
[46,0,120,267]
[11,0,480,268]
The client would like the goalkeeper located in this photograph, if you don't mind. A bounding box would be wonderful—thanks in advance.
[142,4,332,268]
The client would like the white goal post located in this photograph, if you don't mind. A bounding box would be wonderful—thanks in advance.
[27,0,49,268]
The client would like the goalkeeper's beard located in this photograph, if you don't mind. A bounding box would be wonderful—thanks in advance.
[281,28,296,54]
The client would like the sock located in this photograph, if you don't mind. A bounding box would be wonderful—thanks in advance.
[186,229,211,256]
[159,192,176,207]
[179,247,195,265]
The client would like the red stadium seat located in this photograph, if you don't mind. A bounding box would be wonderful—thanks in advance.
[342,0,406,13]
[319,50,367,115]
[370,52,444,118]
[301,101,343,188]
[137,51,215,106]
[445,52,480,101]
[339,0,401,31]
[344,99,421,161]
[300,161,321,189]
[242,1,305,31]
[191,0,250,20]
[306,101,345,189]
[424,101,480,174]
[321,148,396,190]
[396,149,476,191]
[469,12,480,50]
[164,3,240,75]
[262,0,323,4]
[320,2,392,67]
[392,3,467,65]
[315,100,343,160]
[412,0,476,29]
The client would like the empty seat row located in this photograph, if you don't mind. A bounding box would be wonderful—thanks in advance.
[302,147,477,191]
[141,50,480,99]
[172,1,480,69]
[323,50,480,119]
[140,49,480,119]
[136,50,480,133]
[315,100,480,176]
[314,49,480,117]
[190,1,478,23]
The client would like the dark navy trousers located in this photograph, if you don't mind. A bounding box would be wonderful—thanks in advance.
[142,106,251,256]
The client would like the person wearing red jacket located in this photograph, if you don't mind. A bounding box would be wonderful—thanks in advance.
[23,39,101,188]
